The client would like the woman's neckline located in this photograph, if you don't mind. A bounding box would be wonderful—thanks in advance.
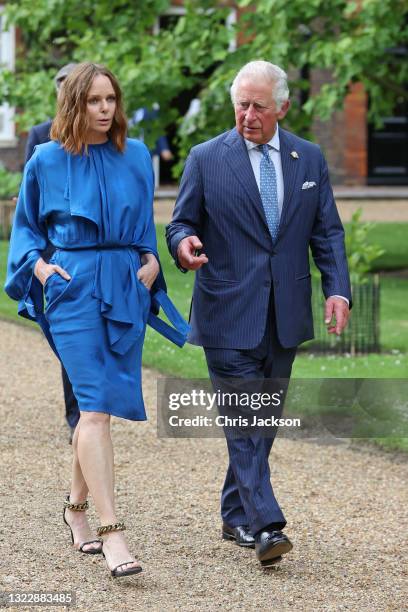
[86,139,110,147]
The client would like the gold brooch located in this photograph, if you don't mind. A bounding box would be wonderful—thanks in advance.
[291,151,299,159]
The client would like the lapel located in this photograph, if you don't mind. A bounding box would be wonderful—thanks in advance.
[222,127,303,239]
[223,128,270,231]
[278,128,301,232]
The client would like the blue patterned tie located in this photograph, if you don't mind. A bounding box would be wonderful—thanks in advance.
[259,144,279,241]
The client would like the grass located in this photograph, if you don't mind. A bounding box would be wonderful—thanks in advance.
[144,227,408,383]
[379,276,408,351]
[1,221,407,452]
[2,225,407,371]
[0,241,35,326]
[367,223,408,271]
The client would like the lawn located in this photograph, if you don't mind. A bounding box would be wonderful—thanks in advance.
[1,221,407,451]
[3,227,406,376]
[368,224,408,271]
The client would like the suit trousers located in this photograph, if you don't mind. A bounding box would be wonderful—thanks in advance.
[204,292,297,535]
[62,367,80,429]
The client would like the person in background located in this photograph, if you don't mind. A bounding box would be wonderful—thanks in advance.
[25,63,80,442]
[129,104,174,187]
[25,64,78,161]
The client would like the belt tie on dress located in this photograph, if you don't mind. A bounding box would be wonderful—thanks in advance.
[91,247,147,356]
[45,244,189,357]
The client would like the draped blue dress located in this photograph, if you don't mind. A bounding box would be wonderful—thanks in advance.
[5,138,188,421]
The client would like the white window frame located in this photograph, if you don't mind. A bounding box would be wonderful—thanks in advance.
[0,6,16,147]
[226,8,237,52]
[153,6,186,35]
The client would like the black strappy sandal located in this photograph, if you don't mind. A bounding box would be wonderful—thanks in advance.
[63,495,102,555]
[97,522,143,578]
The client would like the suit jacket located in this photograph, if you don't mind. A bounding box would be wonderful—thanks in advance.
[166,127,351,349]
[25,120,52,163]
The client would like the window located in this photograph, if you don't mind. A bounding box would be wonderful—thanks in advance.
[0,8,16,145]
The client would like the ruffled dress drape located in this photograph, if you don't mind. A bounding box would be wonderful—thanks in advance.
[5,138,187,421]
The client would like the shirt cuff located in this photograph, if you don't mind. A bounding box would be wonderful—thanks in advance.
[330,295,349,307]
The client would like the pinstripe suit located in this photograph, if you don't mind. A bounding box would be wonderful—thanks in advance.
[166,126,351,534]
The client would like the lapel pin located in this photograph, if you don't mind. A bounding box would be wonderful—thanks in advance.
[291,151,299,159]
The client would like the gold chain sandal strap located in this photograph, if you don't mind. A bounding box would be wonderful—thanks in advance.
[64,496,89,512]
[96,522,126,537]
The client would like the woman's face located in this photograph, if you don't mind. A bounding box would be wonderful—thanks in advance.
[85,74,117,142]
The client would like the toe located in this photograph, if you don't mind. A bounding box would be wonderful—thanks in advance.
[118,561,140,573]
[81,541,102,553]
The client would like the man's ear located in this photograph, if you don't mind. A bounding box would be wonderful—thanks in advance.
[277,99,290,120]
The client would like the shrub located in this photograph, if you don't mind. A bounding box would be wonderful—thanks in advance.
[345,208,385,284]
[0,166,22,199]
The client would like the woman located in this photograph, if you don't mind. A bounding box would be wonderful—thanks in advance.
[5,63,188,578]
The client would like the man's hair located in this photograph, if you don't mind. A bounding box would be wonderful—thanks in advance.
[50,62,128,154]
[54,63,78,91]
[230,60,289,111]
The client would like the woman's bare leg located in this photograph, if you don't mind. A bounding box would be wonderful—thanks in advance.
[64,418,101,553]
[75,411,140,572]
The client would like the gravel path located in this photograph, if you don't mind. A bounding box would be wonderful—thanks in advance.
[0,320,407,612]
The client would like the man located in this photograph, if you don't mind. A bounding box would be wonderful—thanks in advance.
[129,105,174,160]
[129,105,174,188]
[25,64,77,162]
[166,61,351,567]
[25,63,79,442]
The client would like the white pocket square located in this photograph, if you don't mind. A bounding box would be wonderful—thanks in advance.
[302,181,316,190]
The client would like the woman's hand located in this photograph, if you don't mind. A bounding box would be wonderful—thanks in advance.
[34,257,71,287]
[137,253,160,290]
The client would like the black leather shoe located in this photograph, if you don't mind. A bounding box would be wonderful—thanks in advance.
[255,530,292,566]
[222,523,255,548]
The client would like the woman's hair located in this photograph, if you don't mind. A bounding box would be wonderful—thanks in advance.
[50,62,128,154]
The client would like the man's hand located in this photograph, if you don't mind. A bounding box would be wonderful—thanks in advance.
[137,253,160,290]
[34,257,71,287]
[177,236,208,271]
[160,149,174,161]
[324,297,350,335]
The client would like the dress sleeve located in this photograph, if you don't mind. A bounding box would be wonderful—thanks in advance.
[4,156,48,321]
[136,146,167,296]
[143,205,167,298]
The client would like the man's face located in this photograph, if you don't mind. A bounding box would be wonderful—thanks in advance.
[234,79,289,144]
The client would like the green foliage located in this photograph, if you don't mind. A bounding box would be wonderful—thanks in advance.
[0,166,22,199]
[345,209,385,283]
[310,209,386,283]
[0,0,406,166]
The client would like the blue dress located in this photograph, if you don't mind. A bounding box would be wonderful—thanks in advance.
[5,138,188,421]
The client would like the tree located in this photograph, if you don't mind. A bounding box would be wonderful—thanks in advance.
[0,0,406,173]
